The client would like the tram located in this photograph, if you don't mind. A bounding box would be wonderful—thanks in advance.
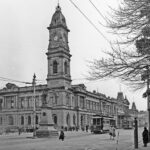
[92,115,111,134]
[123,120,133,129]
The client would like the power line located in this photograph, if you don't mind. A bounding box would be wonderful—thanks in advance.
[68,0,112,46]
[0,77,32,84]
[88,0,108,23]
[89,0,125,44]
[36,77,102,85]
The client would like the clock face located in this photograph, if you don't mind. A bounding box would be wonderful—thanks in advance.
[54,35,58,41]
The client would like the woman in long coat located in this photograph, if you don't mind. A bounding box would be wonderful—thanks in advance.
[142,127,149,147]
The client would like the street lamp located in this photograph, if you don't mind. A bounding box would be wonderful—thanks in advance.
[32,74,36,138]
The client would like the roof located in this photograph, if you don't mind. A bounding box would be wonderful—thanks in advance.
[48,4,69,31]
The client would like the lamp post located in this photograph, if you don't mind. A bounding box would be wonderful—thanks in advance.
[32,74,36,138]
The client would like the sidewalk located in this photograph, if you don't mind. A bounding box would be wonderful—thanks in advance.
[132,145,150,150]
[0,130,92,139]
[132,143,150,150]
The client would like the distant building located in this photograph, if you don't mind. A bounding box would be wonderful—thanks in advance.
[0,4,138,132]
[138,111,148,127]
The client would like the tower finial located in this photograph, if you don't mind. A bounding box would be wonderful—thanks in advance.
[56,0,61,11]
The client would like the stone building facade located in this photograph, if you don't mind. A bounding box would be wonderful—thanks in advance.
[0,5,134,132]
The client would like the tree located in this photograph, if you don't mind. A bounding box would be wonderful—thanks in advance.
[88,0,150,90]
[108,0,150,44]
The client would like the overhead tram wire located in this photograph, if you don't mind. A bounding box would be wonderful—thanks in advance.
[68,0,112,46]
[88,0,108,23]
[35,78,92,85]
[89,0,128,46]
[0,76,39,85]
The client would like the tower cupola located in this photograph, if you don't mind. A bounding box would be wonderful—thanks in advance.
[46,4,71,89]
[48,5,69,32]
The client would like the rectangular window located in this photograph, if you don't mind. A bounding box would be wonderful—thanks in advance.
[5,96,15,109]
[96,103,99,111]
[21,98,24,108]
[0,99,2,110]
[93,102,95,110]
[66,94,69,106]
[39,96,42,107]
[72,96,75,107]
[11,99,14,108]
[87,100,90,109]
[90,101,92,110]
[0,117,2,125]
[80,96,84,109]
[51,97,56,106]
[35,96,39,107]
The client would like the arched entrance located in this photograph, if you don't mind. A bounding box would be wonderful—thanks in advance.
[52,114,57,124]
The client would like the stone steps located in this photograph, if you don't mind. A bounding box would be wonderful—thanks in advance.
[36,130,59,138]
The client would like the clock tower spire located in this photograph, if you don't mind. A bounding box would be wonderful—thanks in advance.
[46,5,72,89]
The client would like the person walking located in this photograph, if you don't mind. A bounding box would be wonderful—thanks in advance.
[112,126,116,140]
[142,127,149,147]
[86,125,89,132]
[59,130,65,141]
[18,128,21,135]
[109,126,113,139]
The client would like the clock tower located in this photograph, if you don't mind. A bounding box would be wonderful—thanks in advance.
[46,5,72,89]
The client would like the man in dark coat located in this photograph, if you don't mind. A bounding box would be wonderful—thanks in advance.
[59,130,65,141]
[142,127,149,147]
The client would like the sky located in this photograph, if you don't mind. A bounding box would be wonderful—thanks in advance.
[0,0,147,111]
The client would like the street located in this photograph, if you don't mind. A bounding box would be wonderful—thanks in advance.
[0,128,149,150]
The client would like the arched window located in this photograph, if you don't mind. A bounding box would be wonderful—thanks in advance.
[66,113,70,126]
[21,116,24,125]
[8,116,13,125]
[73,114,76,125]
[28,116,31,125]
[53,60,58,74]
[64,61,67,74]
[36,115,38,124]
[52,114,57,124]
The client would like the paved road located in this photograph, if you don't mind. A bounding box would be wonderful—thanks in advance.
[0,128,149,150]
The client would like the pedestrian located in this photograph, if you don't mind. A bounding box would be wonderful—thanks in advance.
[91,125,94,133]
[112,126,116,140]
[59,130,65,141]
[109,126,112,139]
[86,125,88,132]
[18,128,21,135]
[142,127,148,147]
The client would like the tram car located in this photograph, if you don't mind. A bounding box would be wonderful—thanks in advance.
[92,115,111,134]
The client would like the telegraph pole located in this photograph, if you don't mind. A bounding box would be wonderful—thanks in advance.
[146,67,150,142]
[142,66,150,141]
[32,74,36,138]
[134,117,138,149]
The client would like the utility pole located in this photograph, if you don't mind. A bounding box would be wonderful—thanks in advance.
[146,67,150,142]
[134,117,138,149]
[142,66,150,142]
[32,74,36,138]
